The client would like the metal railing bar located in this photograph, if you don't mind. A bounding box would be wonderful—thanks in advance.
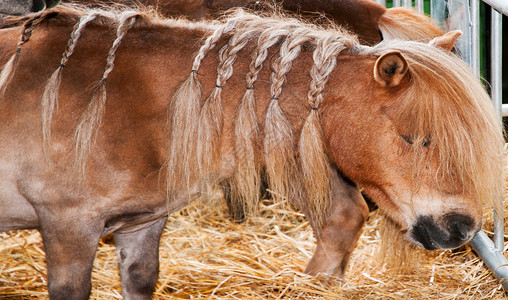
[501,104,508,117]
[482,0,508,16]
[471,0,480,77]
[470,231,508,290]
[491,7,504,251]
[415,0,424,13]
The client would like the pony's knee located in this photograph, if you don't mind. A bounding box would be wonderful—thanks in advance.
[40,221,100,300]
[349,194,369,228]
[126,261,159,296]
[327,192,368,234]
[328,171,369,228]
[117,248,159,298]
[115,219,165,299]
[305,185,369,276]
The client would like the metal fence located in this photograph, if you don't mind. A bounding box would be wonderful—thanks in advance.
[375,0,508,290]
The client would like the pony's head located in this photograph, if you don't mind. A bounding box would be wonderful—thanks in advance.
[323,31,504,250]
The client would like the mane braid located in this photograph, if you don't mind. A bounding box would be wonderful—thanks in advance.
[230,24,293,215]
[197,29,255,176]
[264,27,312,204]
[299,35,353,226]
[0,13,46,99]
[74,11,139,177]
[166,13,247,198]
[42,12,99,157]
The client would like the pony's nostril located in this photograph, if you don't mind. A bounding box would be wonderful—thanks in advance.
[410,216,439,250]
[445,213,475,241]
[449,221,468,240]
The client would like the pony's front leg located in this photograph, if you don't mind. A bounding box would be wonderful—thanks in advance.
[114,217,166,300]
[304,169,369,277]
[38,210,103,300]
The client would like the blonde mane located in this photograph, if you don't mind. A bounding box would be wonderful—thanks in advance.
[0,5,503,230]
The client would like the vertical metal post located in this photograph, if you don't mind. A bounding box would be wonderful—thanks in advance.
[470,0,480,76]
[491,8,504,252]
[491,9,503,119]
[448,0,473,64]
[393,0,401,8]
[375,0,387,7]
[403,0,412,8]
[431,0,448,28]
[415,0,425,13]
[468,1,507,290]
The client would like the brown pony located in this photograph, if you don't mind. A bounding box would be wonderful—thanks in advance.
[0,5,503,299]
[69,0,443,45]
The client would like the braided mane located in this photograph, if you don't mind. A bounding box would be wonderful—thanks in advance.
[166,11,359,225]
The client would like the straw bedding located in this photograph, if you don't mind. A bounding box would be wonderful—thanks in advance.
[1,161,507,299]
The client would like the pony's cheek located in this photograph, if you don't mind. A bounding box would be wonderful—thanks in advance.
[358,184,412,231]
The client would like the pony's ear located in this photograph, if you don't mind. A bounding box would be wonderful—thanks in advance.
[429,30,462,53]
[374,51,408,87]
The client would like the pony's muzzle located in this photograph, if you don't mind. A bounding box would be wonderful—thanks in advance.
[410,213,480,250]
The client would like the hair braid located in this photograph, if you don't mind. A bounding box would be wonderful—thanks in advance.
[197,29,255,176]
[0,13,46,98]
[299,35,353,226]
[74,12,139,177]
[42,12,100,156]
[230,24,293,216]
[264,28,313,203]
[166,15,243,198]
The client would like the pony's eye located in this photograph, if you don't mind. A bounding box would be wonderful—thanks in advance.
[400,135,430,148]
[401,135,413,146]
[422,138,430,148]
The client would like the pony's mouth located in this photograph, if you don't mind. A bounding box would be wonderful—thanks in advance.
[409,214,478,250]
